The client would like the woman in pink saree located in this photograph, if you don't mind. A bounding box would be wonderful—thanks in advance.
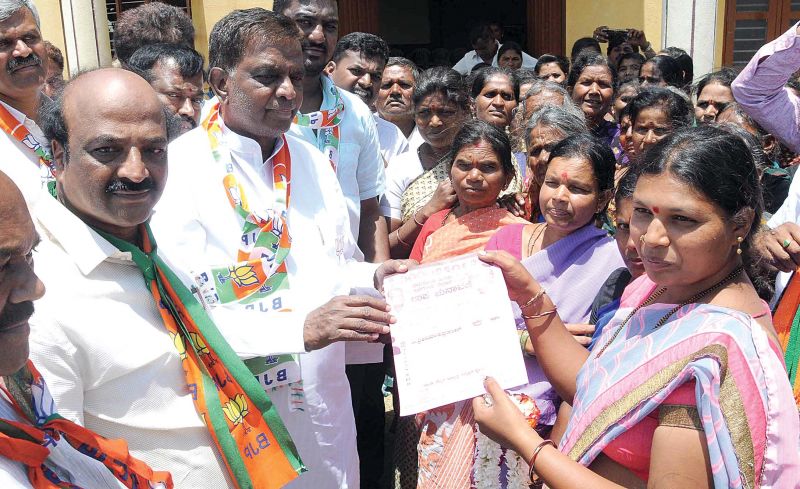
[472,126,800,487]
[405,119,528,488]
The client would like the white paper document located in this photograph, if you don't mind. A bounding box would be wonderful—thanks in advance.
[384,254,527,415]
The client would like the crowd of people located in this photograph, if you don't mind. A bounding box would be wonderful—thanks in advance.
[0,0,799,487]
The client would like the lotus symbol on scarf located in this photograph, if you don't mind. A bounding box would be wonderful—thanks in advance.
[189,332,210,355]
[222,394,249,425]
[171,332,187,360]
[226,264,259,288]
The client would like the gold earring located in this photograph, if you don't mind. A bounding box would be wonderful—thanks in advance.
[639,235,645,244]
[736,236,743,255]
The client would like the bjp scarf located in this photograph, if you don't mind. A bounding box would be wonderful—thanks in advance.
[0,101,56,195]
[292,76,344,172]
[196,102,303,409]
[771,270,800,406]
[0,361,173,488]
[100,225,305,489]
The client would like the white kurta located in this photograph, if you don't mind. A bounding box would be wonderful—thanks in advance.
[27,194,231,488]
[373,113,409,163]
[287,76,385,256]
[151,119,373,488]
[0,100,52,210]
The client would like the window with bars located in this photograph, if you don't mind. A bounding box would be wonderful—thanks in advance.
[106,0,192,57]
[724,0,800,67]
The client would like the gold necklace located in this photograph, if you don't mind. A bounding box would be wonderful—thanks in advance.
[594,265,744,358]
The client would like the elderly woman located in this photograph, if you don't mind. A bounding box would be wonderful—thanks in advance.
[475,126,800,488]
[410,120,528,262]
[522,106,588,222]
[381,67,470,258]
[567,54,618,146]
[469,66,519,130]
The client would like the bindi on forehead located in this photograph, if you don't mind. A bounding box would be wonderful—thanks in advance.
[561,171,569,180]
[652,206,660,214]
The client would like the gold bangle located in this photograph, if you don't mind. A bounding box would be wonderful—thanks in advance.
[413,210,426,227]
[528,439,556,484]
[395,229,410,247]
[518,289,546,312]
[522,307,557,320]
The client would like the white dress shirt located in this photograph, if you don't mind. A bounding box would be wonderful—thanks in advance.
[27,194,231,488]
[0,100,52,210]
[288,77,385,256]
[373,113,409,163]
[151,119,375,488]
[380,149,425,220]
[408,126,425,153]
[452,42,538,75]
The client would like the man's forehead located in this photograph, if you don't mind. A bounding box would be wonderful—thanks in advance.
[287,0,338,17]
[384,65,413,80]
[340,51,383,70]
[0,8,39,36]
[239,46,303,75]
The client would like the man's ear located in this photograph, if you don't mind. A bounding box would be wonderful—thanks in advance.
[51,139,66,174]
[324,60,336,76]
[208,67,229,101]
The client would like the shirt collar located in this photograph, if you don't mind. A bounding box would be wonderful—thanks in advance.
[0,99,26,123]
[320,74,339,111]
[34,194,133,275]
[217,114,285,165]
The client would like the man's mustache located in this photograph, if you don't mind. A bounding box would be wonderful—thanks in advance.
[105,179,155,193]
[0,301,34,330]
[7,54,41,74]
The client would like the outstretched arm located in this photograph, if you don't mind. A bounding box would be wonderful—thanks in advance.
[478,250,588,402]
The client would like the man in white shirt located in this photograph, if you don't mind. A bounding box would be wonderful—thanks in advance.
[375,57,422,150]
[325,32,408,166]
[150,9,397,488]
[323,31,403,486]
[275,0,388,264]
[452,24,537,75]
[0,172,172,489]
[0,0,54,209]
[28,67,244,488]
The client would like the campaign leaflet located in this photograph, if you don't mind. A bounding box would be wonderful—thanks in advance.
[384,254,527,415]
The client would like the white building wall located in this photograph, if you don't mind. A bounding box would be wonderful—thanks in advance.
[662,0,721,83]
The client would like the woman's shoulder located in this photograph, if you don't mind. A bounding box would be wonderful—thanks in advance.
[485,222,529,257]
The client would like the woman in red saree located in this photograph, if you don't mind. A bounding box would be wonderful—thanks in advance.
[409,120,529,264]
[404,120,528,488]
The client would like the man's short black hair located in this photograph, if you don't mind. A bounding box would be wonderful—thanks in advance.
[386,57,420,81]
[273,0,338,14]
[331,32,389,65]
[126,43,205,83]
[209,8,300,73]
[113,2,195,64]
[469,24,493,46]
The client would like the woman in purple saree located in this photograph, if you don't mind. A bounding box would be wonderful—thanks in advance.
[473,126,800,487]
[485,134,624,433]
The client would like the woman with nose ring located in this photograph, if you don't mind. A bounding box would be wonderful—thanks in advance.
[472,126,800,488]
